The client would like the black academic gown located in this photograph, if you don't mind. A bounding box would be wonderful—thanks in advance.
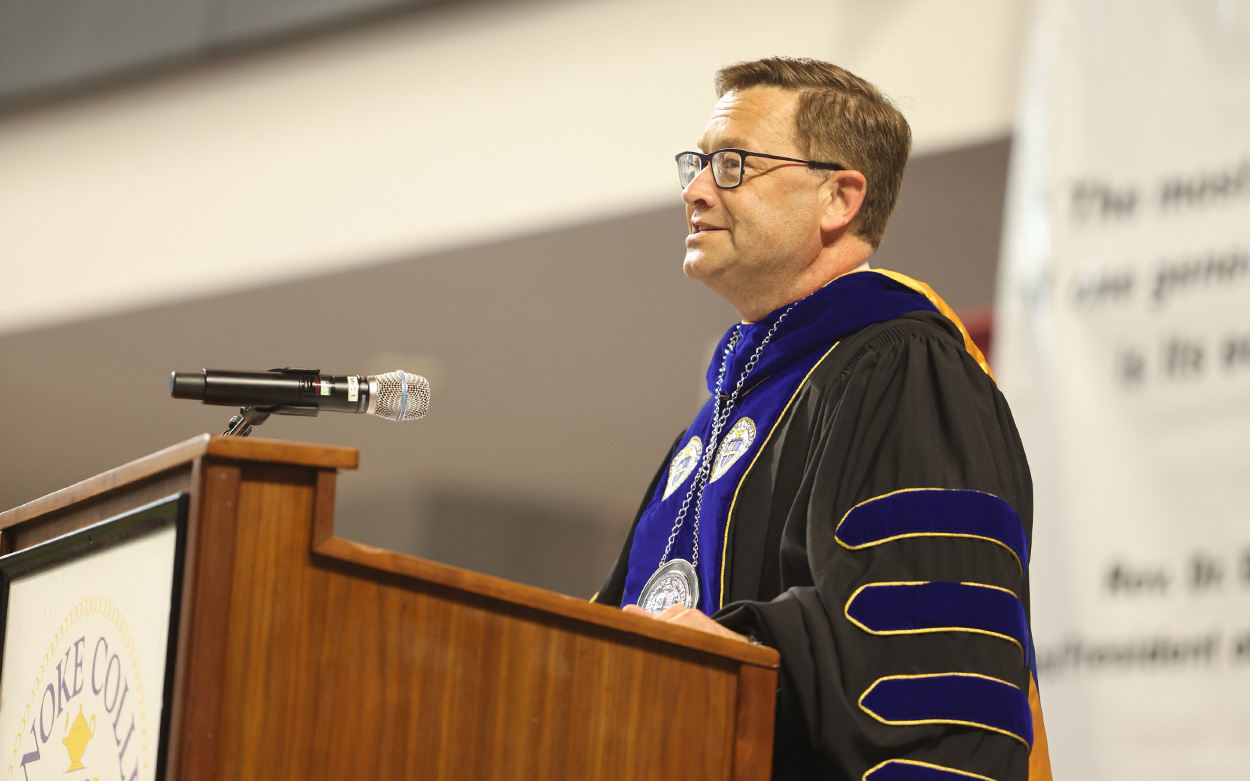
[596,309,1041,780]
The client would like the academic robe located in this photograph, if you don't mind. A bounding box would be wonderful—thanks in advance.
[595,270,1052,781]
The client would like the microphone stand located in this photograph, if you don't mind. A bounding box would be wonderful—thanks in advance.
[222,404,319,437]
[223,406,271,437]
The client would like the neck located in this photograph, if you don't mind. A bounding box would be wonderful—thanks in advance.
[732,241,874,323]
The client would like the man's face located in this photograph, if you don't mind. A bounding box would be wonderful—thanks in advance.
[682,87,830,306]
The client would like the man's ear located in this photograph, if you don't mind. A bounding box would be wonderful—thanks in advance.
[820,170,868,234]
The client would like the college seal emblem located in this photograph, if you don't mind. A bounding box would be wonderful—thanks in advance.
[710,417,756,482]
[662,436,703,500]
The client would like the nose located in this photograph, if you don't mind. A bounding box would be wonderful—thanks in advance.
[681,164,720,209]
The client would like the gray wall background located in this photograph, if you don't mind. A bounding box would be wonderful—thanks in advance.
[0,0,456,107]
[0,137,1010,598]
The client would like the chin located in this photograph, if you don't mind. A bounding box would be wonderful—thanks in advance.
[682,252,717,281]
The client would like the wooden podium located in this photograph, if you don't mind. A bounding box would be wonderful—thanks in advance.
[0,436,778,780]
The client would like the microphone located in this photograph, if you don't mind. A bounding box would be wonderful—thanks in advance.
[169,368,430,422]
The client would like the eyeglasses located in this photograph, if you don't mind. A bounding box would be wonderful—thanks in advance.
[675,148,846,190]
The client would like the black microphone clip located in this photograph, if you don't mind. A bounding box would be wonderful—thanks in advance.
[171,366,430,437]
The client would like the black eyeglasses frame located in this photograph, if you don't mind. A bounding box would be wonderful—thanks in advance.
[675,148,847,190]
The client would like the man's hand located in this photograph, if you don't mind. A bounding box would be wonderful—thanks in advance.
[622,603,752,643]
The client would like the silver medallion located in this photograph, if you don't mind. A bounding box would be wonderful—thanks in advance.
[638,559,700,615]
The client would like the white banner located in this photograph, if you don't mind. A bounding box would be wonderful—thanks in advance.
[0,501,181,781]
[996,1,1250,778]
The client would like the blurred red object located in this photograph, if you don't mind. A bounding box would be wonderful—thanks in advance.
[958,306,993,365]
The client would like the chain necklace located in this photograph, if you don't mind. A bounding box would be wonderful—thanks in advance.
[637,303,796,615]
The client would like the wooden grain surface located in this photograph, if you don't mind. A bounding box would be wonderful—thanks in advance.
[731,663,779,780]
[0,434,356,528]
[2,440,779,779]
[314,536,779,668]
[0,435,210,528]
[195,461,778,779]
[171,461,242,781]
[2,465,194,549]
[205,434,358,470]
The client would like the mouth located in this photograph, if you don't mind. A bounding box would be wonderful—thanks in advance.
[685,225,723,249]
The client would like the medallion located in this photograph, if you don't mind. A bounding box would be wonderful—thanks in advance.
[710,417,757,482]
[638,559,700,614]
[663,437,703,499]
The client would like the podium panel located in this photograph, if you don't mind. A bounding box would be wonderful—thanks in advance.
[0,496,186,781]
[0,436,778,780]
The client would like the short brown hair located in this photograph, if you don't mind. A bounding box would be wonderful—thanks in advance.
[714,57,911,249]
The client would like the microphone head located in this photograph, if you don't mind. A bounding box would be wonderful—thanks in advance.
[368,371,430,421]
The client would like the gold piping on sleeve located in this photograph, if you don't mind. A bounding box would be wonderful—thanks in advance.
[863,758,997,781]
[858,672,1031,749]
[833,487,1025,576]
[718,342,841,609]
[843,581,1026,661]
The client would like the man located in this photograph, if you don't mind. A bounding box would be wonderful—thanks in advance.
[593,58,1052,780]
